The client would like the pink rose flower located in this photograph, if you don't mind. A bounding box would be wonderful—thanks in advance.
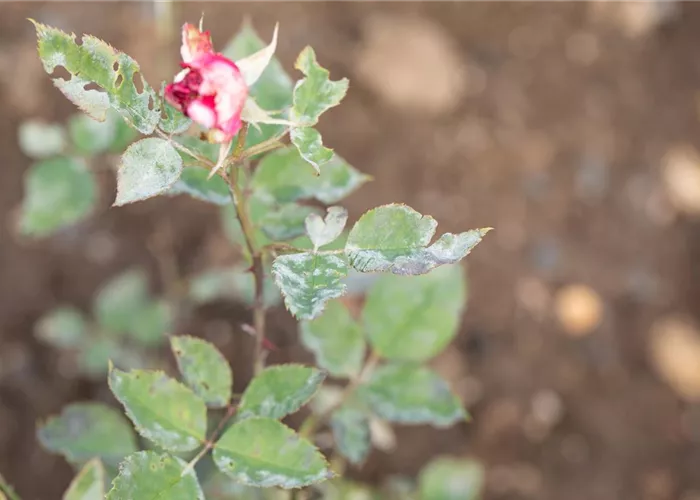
[165,24,248,143]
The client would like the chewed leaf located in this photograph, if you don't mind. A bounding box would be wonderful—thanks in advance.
[213,417,331,488]
[272,252,348,320]
[32,21,160,134]
[170,336,233,408]
[63,458,104,500]
[108,367,206,452]
[291,46,348,125]
[305,206,348,250]
[237,364,325,420]
[235,23,279,87]
[345,204,490,275]
[114,137,183,206]
[107,451,204,500]
[290,127,333,173]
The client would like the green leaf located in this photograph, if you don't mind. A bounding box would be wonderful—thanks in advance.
[169,166,230,206]
[94,269,148,335]
[19,157,96,237]
[272,252,348,320]
[69,112,117,155]
[419,457,484,500]
[63,458,105,500]
[320,479,378,500]
[345,204,490,275]
[305,206,347,250]
[32,21,160,134]
[259,203,320,242]
[359,363,466,427]
[300,300,365,378]
[78,338,123,378]
[127,300,171,346]
[291,46,348,125]
[188,265,281,307]
[37,402,137,466]
[330,406,371,465]
[290,127,333,173]
[35,307,88,348]
[18,120,65,158]
[238,364,325,420]
[213,417,331,488]
[253,148,369,205]
[175,135,219,163]
[159,83,192,134]
[108,367,207,452]
[107,451,204,500]
[115,137,183,206]
[0,473,20,500]
[363,265,466,361]
[171,336,233,408]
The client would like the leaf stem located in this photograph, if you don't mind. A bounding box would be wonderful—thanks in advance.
[154,128,221,174]
[240,128,290,160]
[181,404,237,476]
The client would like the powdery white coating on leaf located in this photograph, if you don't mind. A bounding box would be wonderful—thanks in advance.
[272,252,348,320]
[212,417,331,488]
[114,137,183,206]
[305,206,348,250]
[290,127,334,174]
[106,451,204,500]
[237,364,326,420]
[108,367,206,452]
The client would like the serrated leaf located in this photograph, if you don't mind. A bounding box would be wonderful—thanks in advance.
[37,402,137,466]
[171,336,233,408]
[63,458,104,500]
[359,363,466,427]
[272,252,348,320]
[68,112,117,155]
[213,417,331,488]
[300,300,364,378]
[259,203,320,242]
[188,265,281,307]
[330,406,371,465]
[290,127,333,173]
[19,157,96,237]
[94,269,148,335]
[115,137,183,206]
[35,307,88,348]
[419,457,484,500]
[238,364,325,420]
[159,83,192,134]
[253,148,369,205]
[107,451,204,500]
[363,265,466,361]
[18,120,65,159]
[306,206,347,250]
[291,46,348,125]
[345,204,489,275]
[108,368,206,452]
[32,22,160,134]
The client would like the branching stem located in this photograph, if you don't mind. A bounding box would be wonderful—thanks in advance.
[181,404,237,476]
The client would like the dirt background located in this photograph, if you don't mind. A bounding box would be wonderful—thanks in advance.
[2,2,700,499]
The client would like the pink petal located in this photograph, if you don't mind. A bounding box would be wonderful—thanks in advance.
[180,23,214,63]
[186,99,217,129]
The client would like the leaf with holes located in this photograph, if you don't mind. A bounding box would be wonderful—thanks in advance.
[363,265,466,361]
[170,336,233,408]
[419,457,484,500]
[106,451,204,500]
[115,137,183,206]
[359,363,466,427]
[213,417,331,488]
[291,127,333,173]
[19,157,96,237]
[37,402,137,467]
[300,300,365,378]
[108,367,206,452]
[305,206,347,250]
[330,405,371,465]
[345,204,490,275]
[291,46,348,125]
[32,21,160,134]
[35,307,88,349]
[63,458,104,500]
[18,120,65,159]
[238,364,325,420]
[253,148,369,205]
[272,252,348,320]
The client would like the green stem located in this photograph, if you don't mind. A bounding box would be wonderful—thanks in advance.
[0,472,21,500]
[181,404,237,476]
[240,128,290,160]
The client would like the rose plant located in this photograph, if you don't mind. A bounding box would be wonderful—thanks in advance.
[6,16,490,499]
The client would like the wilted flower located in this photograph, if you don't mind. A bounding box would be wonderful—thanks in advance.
[165,24,248,144]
